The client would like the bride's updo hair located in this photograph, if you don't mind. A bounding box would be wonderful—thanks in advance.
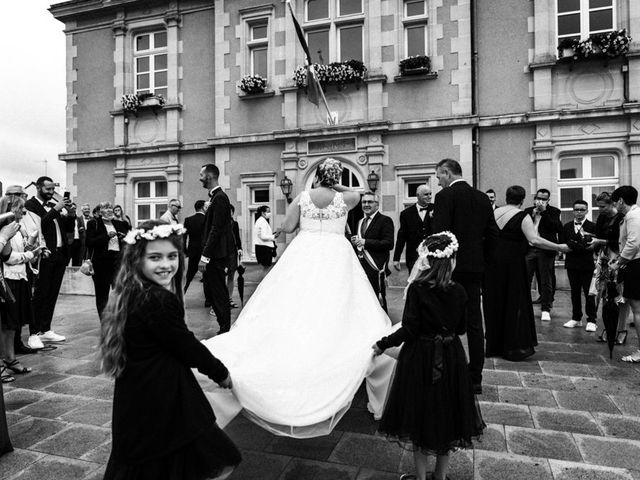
[316,158,343,187]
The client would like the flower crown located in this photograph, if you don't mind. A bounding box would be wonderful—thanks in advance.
[123,223,187,245]
[319,158,343,186]
[417,231,459,260]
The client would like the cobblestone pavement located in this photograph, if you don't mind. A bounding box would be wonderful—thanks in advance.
[2,265,640,480]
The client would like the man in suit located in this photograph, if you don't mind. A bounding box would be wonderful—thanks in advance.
[432,159,498,394]
[561,200,597,331]
[66,203,85,266]
[25,176,76,349]
[351,191,395,312]
[524,188,563,322]
[393,184,433,272]
[486,189,497,210]
[78,203,91,262]
[184,199,206,293]
[199,164,235,334]
[160,199,181,224]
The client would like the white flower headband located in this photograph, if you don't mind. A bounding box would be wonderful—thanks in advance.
[123,223,187,245]
[417,231,459,260]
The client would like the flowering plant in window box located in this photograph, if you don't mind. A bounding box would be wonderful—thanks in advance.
[120,93,166,114]
[293,60,367,90]
[399,55,431,75]
[599,29,631,58]
[239,74,267,94]
[557,30,632,61]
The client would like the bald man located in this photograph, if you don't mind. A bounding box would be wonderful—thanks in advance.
[393,184,433,272]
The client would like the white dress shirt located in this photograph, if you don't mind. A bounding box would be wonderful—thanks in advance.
[620,204,640,262]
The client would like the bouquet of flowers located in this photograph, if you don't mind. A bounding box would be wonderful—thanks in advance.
[120,93,166,113]
[294,60,367,89]
[399,55,431,74]
[239,74,267,94]
[558,30,632,60]
[599,29,631,58]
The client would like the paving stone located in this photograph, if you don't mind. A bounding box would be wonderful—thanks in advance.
[475,450,553,480]
[80,441,112,464]
[531,406,602,435]
[474,423,507,452]
[572,377,639,395]
[575,435,640,470]
[18,394,87,419]
[10,373,68,391]
[505,426,582,461]
[329,433,403,473]
[21,355,80,375]
[7,454,99,480]
[498,386,558,408]
[80,465,106,480]
[482,370,522,387]
[540,362,593,377]
[446,449,474,480]
[4,388,48,411]
[224,414,277,451]
[0,449,42,478]
[266,430,343,461]
[43,377,112,398]
[492,358,542,373]
[8,418,68,449]
[355,469,398,480]
[476,384,499,402]
[549,459,634,480]
[30,425,110,458]
[610,395,640,416]
[535,351,606,364]
[335,407,378,435]
[6,411,26,427]
[479,402,534,428]
[539,341,577,353]
[61,360,102,377]
[594,412,640,440]
[227,450,290,480]
[281,458,358,480]
[521,373,576,391]
[60,400,112,426]
[588,365,640,381]
[554,391,620,414]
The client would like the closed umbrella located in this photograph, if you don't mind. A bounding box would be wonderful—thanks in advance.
[236,264,245,306]
[603,281,619,359]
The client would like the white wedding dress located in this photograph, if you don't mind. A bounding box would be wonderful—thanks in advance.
[201,191,396,438]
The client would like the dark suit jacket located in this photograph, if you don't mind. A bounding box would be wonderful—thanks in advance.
[562,219,596,271]
[202,188,235,265]
[65,215,86,246]
[85,218,129,261]
[25,197,75,256]
[524,205,563,244]
[359,212,395,275]
[393,203,433,266]
[431,181,499,274]
[232,220,242,250]
[183,212,206,257]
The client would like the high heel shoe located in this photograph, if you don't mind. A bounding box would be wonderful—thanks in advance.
[615,330,628,345]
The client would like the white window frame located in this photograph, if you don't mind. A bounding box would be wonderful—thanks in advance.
[557,153,619,222]
[556,0,616,43]
[133,30,168,97]
[240,5,274,82]
[248,19,269,77]
[134,179,168,225]
[403,0,428,58]
[304,0,365,63]
[240,172,276,259]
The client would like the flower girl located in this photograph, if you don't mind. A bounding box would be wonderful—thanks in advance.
[100,220,241,480]
[373,232,485,480]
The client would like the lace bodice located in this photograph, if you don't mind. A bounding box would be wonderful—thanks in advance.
[299,191,348,235]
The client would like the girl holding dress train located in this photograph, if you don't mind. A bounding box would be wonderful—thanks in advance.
[373,232,485,480]
[101,220,240,480]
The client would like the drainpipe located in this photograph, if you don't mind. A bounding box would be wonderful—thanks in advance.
[470,0,480,188]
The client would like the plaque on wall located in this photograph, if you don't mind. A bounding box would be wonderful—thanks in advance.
[307,137,356,156]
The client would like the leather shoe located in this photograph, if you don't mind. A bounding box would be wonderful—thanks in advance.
[472,383,483,395]
[15,344,38,355]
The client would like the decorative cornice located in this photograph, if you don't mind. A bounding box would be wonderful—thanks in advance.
[238,90,276,100]
[58,141,211,161]
[393,72,438,82]
[238,3,275,16]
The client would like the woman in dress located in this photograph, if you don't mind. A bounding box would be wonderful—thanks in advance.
[373,232,485,480]
[86,201,130,318]
[483,186,569,361]
[101,220,241,480]
[253,205,277,270]
[202,158,395,437]
[112,205,132,230]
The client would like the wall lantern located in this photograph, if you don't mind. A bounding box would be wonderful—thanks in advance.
[280,175,293,203]
[366,169,380,192]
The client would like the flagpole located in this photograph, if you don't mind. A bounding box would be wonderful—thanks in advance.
[309,65,335,126]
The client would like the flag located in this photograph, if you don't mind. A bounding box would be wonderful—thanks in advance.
[288,1,322,107]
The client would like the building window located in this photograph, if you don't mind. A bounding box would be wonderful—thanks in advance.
[557,0,615,42]
[403,177,432,207]
[403,0,428,57]
[558,153,618,223]
[248,185,272,257]
[304,0,364,64]
[134,31,168,98]
[248,20,269,77]
[134,180,168,225]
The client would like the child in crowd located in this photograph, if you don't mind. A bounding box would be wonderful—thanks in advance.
[373,232,485,480]
[100,220,241,480]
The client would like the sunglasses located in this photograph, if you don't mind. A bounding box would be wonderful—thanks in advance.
[573,208,587,212]
[534,197,549,201]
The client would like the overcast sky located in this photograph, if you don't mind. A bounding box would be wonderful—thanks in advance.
[0,1,67,191]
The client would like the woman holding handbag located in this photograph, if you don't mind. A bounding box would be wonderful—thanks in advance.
[253,206,279,271]
[86,202,129,319]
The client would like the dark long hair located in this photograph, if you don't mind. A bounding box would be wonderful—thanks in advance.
[255,205,270,222]
[411,234,456,290]
[99,220,186,378]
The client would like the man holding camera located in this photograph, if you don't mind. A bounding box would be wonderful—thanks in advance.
[561,200,597,331]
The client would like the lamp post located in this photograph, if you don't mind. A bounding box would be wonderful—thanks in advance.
[280,175,293,203]
[366,169,380,192]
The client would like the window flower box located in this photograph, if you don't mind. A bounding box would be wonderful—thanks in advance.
[399,55,431,76]
[121,93,166,114]
[293,60,367,90]
[557,30,631,62]
[239,74,267,95]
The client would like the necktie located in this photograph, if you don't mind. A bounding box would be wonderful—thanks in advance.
[47,202,56,209]
[575,221,582,226]
[361,215,371,236]
[419,207,429,212]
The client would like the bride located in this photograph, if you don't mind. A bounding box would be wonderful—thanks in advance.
[201,158,395,438]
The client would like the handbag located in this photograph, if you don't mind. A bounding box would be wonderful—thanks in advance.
[80,248,94,276]
[272,242,277,258]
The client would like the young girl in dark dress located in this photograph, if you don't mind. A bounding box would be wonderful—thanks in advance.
[373,232,485,480]
[101,220,241,480]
